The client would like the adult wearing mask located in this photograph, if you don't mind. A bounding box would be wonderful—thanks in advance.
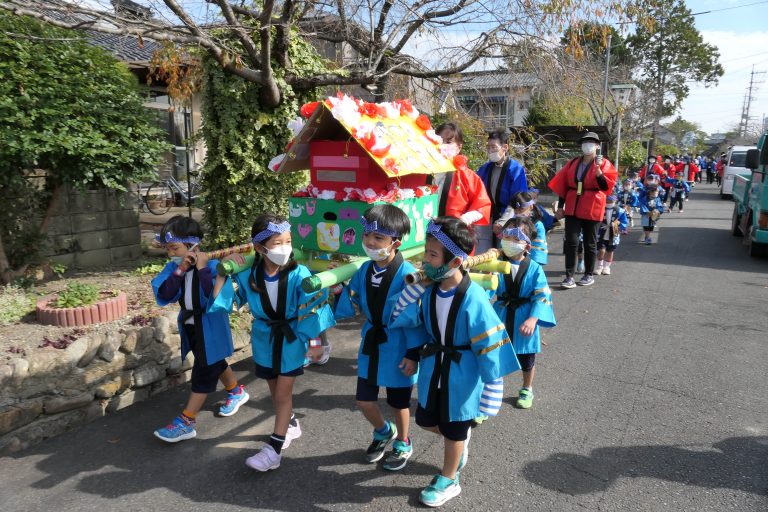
[548,132,618,288]
[431,122,492,229]
[476,129,529,253]
[639,155,663,180]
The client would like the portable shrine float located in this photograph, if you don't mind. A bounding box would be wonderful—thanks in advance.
[215,93,510,291]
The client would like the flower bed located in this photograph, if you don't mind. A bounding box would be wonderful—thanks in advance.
[36,291,128,327]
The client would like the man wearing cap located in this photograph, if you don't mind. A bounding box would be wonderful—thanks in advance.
[548,132,618,288]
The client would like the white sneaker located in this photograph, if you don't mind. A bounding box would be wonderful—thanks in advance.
[459,426,471,470]
[282,420,302,450]
[245,445,281,471]
[602,265,611,275]
[594,264,603,276]
[315,344,331,365]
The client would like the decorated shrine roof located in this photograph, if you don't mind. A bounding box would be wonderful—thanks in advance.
[275,94,461,178]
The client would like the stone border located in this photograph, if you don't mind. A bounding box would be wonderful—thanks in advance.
[0,313,252,455]
[36,292,128,327]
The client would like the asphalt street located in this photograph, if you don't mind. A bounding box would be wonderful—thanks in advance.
[1,183,766,511]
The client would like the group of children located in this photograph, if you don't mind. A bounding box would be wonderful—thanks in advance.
[150,204,557,507]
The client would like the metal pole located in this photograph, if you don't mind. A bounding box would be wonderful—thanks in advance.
[601,34,612,124]
[615,114,623,173]
[184,104,193,219]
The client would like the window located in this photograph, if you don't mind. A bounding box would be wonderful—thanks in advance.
[518,100,530,111]
[729,152,746,167]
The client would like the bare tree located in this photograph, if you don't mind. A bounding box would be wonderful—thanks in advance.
[0,0,640,108]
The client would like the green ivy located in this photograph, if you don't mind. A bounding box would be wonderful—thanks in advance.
[200,32,329,247]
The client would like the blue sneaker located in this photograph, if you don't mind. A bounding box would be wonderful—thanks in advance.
[365,421,397,462]
[382,438,413,471]
[419,474,461,507]
[154,415,197,443]
[219,384,250,417]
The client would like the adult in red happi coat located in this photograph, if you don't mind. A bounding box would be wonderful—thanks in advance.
[549,132,618,288]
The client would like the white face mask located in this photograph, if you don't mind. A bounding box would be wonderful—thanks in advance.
[501,239,527,257]
[605,204,616,210]
[265,245,292,266]
[440,143,459,158]
[488,151,503,163]
[363,243,394,262]
[170,256,184,265]
[581,142,597,155]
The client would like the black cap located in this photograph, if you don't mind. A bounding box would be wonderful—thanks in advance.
[578,131,600,143]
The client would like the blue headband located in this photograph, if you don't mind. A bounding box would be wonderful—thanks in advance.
[514,199,536,209]
[360,216,399,237]
[501,227,531,244]
[426,221,468,261]
[155,231,201,245]
[252,221,291,244]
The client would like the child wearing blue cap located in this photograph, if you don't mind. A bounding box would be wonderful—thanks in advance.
[595,195,629,275]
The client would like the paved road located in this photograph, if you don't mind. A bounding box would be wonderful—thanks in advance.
[1,184,767,511]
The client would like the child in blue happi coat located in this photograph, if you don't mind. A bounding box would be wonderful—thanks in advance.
[618,178,639,228]
[211,214,335,471]
[666,170,690,213]
[391,217,521,507]
[595,195,629,276]
[151,216,247,443]
[493,217,556,409]
[335,204,423,471]
[494,191,549,265]
[638,182,665,245]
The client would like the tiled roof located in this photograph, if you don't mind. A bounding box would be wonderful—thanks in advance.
[453,71,541,91]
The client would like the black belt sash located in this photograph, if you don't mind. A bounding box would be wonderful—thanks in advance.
[499,257,531,337]
[178,268,207,365]
[425,273,471,423]
[362,253,404,385]
[253,263,297,373]
[437,172,453,217]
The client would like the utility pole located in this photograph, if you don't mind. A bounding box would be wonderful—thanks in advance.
[739,66,766,137]
[601,33,612,124]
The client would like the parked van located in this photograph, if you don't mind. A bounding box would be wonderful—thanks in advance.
[721,145,757,198]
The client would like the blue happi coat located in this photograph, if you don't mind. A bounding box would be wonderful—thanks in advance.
[477,158,529,220]
[211,261,335,373]
[617,189,639,209]
[151,260,234,365]
[638,190,665,228]
[391,274,521,422]
[491,258,556,355]
[598,206,629,246]
[665,178,691,198]
[335,255,423,388]
[536,205,556,232]
[530,220,549,266]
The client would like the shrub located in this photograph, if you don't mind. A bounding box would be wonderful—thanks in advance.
[54,282,101,309]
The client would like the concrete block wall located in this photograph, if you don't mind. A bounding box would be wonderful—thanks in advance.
[45,185,142,269]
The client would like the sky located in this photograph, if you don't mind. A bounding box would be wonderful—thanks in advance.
[671,0,768,135]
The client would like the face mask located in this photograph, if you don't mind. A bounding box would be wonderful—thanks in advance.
[581,143,596,155]
[605,204,616,210]
[170,256,184,265]
[648,159,656,165]
[501,240,527,258]
[265,245,292,266]
[623,185,631,191]
[422,262,457,282]
[488,151,503,163]
[363,243,394,262]
[440,143,459,158]
[514,210,530,218]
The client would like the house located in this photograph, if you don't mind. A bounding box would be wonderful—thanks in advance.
[446,70,542,129]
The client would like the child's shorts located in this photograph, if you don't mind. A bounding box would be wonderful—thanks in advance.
[516,353,536,371]
[184,324,228,394]
[355,377,413,409]
[597,240,617,252]
[415,405,473,441]
[254,363,304,380]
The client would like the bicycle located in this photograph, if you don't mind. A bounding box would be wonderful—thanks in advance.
[143,167,202,215]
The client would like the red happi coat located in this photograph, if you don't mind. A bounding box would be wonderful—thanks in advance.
[442,168,492,226]
[639,163,664,180]
[548,157,618,222]
[675,162,699,182]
